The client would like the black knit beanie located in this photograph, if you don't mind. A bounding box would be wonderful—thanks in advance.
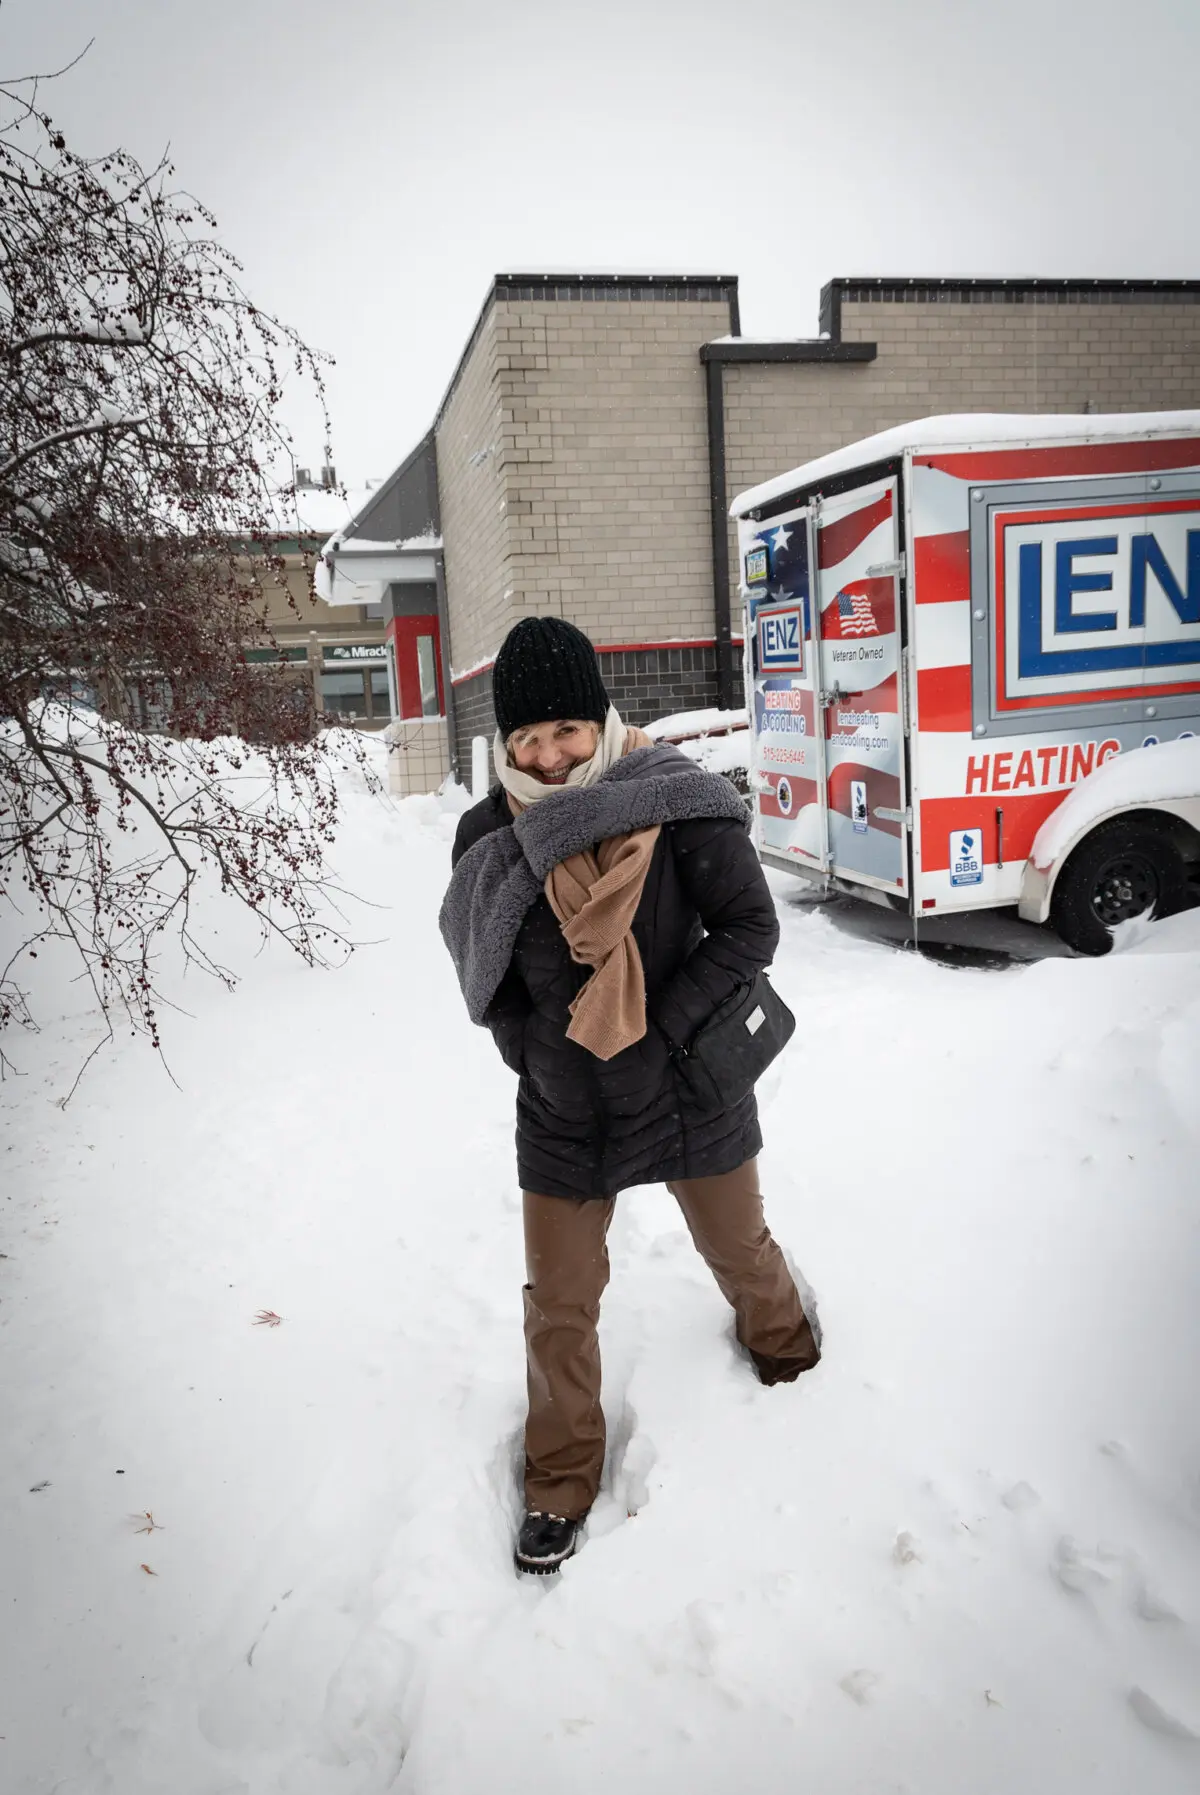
[491,616,610,740]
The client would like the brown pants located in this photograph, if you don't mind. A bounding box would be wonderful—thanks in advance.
[522,1158,819,1519]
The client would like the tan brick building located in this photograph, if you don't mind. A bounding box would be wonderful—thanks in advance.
[318,274,1200,782]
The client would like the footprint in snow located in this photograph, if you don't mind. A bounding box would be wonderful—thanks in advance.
[1052,1535,1184,1625]
[1134,1581,1183,1624]
[1128,1687,1200,1742]
[1052,1536,1114,1595]
[615,1429,657,1517]
[486,1421,526,1533]
[782,1247,822,1350]
[839,1668,880,1706]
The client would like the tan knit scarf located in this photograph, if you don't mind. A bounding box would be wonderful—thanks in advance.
[508,724,658,1060]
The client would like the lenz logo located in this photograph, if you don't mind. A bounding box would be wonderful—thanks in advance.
[998,500,1200,709]
[758,605,803,674]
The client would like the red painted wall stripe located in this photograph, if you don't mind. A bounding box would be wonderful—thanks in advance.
[914,530,970,604]
[817,489,893,568]
[916,664,973,732]
[915,437,1200,482]
[920,792,1065,870]
[392,612,443,717]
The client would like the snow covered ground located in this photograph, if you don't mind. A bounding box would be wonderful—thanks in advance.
[2,742,1199,1794]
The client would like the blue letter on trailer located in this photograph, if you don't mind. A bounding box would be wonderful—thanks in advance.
[1129,531,1200,628]
[1054,538,1118,634]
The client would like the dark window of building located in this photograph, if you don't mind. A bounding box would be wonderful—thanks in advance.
[320,670,369,718]
[369,668,391,719]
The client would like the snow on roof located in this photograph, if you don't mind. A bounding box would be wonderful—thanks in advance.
[1031,737,1200,872]
[705,334,830,345]
[332,535,442,555]
[730,411,1200,517]
[286,485,377,535]
[257,483,379,538]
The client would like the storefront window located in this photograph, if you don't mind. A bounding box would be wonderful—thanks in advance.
[320,670,368,718]
[369,668,391,720]
[416,634,440,717]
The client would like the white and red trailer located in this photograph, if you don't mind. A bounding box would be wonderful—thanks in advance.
[732,412,1200,953]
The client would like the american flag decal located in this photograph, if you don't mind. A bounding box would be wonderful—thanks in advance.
[836,589,878,636]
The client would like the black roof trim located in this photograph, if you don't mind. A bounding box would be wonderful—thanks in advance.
[495,272,737,287]
[822,274,1200,329]
[701,339,876,365]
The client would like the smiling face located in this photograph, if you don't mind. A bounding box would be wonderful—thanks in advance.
[508,717,601,785]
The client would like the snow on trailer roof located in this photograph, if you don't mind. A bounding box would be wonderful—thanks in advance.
[730,410,1200,518]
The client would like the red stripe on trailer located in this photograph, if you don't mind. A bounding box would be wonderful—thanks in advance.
[914,437,1200,482]
[916,664,972,732]
[817,489,893,568]
[913,530,970,604]
[919,792,1066,870]
[829,671,897,715]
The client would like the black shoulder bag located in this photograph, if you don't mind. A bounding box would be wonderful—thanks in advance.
[670,971,796,1109]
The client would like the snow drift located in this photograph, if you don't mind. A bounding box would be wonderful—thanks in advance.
[1,745,1198,1795]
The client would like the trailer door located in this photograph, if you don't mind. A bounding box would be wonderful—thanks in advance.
[813,476,909,897]
[739,505,828,874]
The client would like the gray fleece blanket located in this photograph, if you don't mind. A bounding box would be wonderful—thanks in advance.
[439,744,749,1025]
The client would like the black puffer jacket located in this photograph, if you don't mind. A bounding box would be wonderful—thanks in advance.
[451,785,780,1201]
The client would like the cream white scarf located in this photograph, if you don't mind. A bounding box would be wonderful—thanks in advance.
[493,704,630,807]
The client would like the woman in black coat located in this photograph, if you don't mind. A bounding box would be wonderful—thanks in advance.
[440,618,819,1573]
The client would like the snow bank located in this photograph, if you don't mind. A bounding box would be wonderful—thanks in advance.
[645,706,749,740]
[647,707,751,781]
[2,742,1199,1794]
[1031,736,1200,869]
[677,732,750,779]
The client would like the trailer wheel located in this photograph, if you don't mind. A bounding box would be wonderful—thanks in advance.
[1049,816,1188,955]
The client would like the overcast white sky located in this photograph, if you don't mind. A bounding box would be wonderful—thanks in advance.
[5,0,1199,483]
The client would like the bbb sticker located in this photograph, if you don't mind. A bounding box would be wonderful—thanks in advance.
[850,779,868,834]
[949,828,984,887]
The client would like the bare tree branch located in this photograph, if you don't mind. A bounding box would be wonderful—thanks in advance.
[0,411,148,484]
[4,321,150,359]
[0,82,369,1087]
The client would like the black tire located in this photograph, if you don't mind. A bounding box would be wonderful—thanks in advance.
[1049,816,1189,956]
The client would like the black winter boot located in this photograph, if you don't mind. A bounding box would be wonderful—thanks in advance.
[515,1510,581,1574]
